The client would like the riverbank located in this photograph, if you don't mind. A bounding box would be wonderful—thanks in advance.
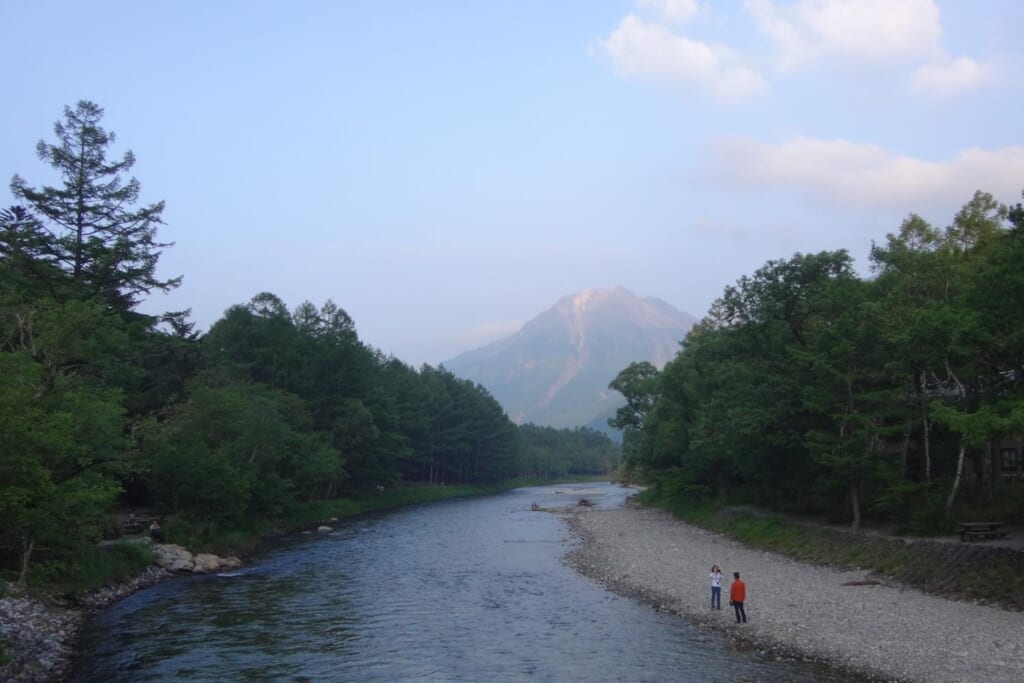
[0,567,168,682]
[563,504,1024,683]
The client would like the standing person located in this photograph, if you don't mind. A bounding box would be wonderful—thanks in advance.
[149,519,163,543]
[729,572,747,623]
[709,565,723,609]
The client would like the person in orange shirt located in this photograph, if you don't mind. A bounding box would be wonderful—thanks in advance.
[729,571,747,623]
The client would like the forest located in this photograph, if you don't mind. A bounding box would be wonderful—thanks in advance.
[0,101,619,588]
[611,189,1024,533]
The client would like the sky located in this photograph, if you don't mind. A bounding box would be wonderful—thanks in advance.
[2,0,1022,367]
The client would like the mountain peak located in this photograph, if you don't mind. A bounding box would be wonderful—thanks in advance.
[444,288,696,429]
[554,286,631,314]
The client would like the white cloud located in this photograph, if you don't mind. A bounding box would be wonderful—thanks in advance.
[601,14,765,102]
[744,0,943,69]
[742,0,997,97]
[709,136,1024,209]
[910,57,994,98]
[637,0,700,24]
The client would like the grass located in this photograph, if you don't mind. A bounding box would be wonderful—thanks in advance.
[638,488,1024,611]
[28,541,154,598]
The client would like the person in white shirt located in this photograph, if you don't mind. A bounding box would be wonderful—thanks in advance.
[709,564,722,609]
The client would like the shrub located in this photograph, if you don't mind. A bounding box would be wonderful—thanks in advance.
[29,542,153,597]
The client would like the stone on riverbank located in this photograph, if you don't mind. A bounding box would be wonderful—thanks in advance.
[1,565,170,683]
[151,544,240,574]
[0,541,246,683]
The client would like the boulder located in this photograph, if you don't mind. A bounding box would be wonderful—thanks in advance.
[152,544,194,572]
[317,525,332,534]
[220,555,242,569]
[192,554,221,573]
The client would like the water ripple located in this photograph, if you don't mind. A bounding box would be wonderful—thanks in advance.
[74,484,847,682]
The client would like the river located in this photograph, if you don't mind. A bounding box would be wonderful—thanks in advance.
[73,483,842,681]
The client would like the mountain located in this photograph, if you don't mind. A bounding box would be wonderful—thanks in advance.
[443,287,696,429]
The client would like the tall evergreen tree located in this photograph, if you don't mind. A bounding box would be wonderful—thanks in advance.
[10,100,180,309]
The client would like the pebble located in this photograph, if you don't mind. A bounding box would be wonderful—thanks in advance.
[0,567,169,682]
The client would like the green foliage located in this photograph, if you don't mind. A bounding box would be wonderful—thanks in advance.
[652,495,1024,609]
[620,191,1024,530]
[0,101,623,590]
[652,468,712,507]
[518,424,620,479]
[0,326,125,583]
[28,542,153,597]
[142,382,342,529]
[9,100,179,308]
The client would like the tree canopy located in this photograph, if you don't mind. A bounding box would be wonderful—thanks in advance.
[612,191,1024,533]
[0,101,620,587]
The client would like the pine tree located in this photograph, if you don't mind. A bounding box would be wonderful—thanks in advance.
[10,100,180,309]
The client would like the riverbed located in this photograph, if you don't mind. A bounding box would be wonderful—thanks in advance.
[72,483,842,681]
[566,504,1024,683]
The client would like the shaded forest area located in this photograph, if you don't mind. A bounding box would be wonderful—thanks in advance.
[0,101,619,588]
[612,188,1024,533]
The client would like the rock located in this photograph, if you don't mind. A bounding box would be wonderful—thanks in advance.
[152,544,194,572]
[317,525,333,533]
[0,538,249,683]
[220,555,242,569]
[193,554,221,573]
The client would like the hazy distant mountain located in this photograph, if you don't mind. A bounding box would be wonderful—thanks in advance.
[443,287,696,429]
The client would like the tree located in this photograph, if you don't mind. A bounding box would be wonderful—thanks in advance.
[609,361,660,432]
[202,292,301,389]
[0,205,66,301]
[0,301,126,584]
[797,277,901,530]
[608,361,661,476]
[10,100,180,309]
[143,382,343,529]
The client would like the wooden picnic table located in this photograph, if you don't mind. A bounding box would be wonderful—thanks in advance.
[958,521,1007,542]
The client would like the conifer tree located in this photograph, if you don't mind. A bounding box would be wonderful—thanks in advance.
[10,100,180,309]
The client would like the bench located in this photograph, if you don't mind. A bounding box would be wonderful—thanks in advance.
[958,522,1007,543]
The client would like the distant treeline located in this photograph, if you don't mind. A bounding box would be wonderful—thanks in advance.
[0,101,618,586]
[612,190,1024,533]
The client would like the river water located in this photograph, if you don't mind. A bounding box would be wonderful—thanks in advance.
[74,483,840,681]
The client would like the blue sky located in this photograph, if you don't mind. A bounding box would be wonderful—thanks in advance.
[3,0,1021,366]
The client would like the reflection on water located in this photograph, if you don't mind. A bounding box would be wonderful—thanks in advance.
[74,483,846,682]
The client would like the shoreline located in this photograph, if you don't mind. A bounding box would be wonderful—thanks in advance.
[0,566,171,683]
[0,480,536,682]
[561,504,1024,683]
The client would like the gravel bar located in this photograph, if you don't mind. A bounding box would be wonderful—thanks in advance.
[562,505,1024,683]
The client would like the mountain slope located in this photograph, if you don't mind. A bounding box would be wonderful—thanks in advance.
[443,287,696,429]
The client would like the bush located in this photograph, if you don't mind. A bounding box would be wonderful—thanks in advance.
[651,468,712,511]
[29,542,153,597]
[873,481,952,536]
